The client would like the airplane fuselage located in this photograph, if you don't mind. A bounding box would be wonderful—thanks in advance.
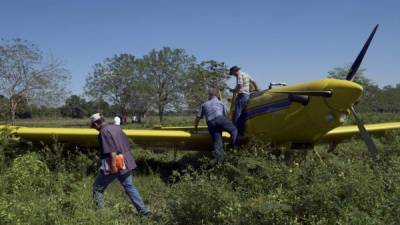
[240,78,363,144]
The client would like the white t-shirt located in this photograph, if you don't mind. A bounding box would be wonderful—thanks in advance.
[237,71,253,94]
[114,116,121,125]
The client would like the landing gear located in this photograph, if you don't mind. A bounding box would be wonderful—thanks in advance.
[327,141,340,153]
[282,143,314,164]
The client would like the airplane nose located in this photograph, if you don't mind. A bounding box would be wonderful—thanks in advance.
[325,80,363,111]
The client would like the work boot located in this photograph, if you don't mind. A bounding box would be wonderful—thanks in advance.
[139,211,151,217]
[209,159,218,167]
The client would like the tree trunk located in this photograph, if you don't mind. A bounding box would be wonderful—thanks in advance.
[137,112,142,123]
[158,105,164,123]
[9,99,17,124]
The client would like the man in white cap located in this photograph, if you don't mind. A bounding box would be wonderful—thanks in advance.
[90,113,150,216]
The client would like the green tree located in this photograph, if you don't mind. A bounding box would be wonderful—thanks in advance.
[86,99,111,116]
[85,54,148,117]
[374,84,400,113]
[184,60,229,112]
[124,59,153,121]
[142,47,196,122]
[30,105,60,118]
[59,95,88,118]
[328,66,380,112]
[0,95,9,120]
[0,39,69,123]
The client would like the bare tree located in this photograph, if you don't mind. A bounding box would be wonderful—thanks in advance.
[0,39,69,123]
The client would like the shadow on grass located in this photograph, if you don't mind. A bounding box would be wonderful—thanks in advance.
[135,151,213,183]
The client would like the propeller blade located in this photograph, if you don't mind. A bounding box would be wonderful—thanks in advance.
[346,24,379,81]
[350,106,377,161]
[270,90,332,97]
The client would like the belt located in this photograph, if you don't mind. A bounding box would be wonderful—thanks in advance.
[207,115,224,123]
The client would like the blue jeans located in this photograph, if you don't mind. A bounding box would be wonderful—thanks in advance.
[233,93,250,135]
[207,116,238,164]
[93,170,149,214]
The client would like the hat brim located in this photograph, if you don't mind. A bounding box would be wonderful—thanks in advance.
[229,67,240,75]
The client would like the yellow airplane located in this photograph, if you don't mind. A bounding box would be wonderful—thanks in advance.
[1,24,399,160]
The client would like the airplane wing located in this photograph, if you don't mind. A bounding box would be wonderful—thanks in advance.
[0,125,228,150]
[152,125,208,131]
[320,122,400,142]
[3,122,399,150]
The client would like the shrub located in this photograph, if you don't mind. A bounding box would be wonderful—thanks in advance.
[167,170,241,225]
[6,152,51,193]
[1,114,400,224]
[240,193,296,225]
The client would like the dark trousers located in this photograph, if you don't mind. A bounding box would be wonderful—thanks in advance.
[207,116,238,163]
[233,93,250,135]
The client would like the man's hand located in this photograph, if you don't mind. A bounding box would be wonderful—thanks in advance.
[194,118,200,134]
[251,80,259,92]
[110,152,118,174]
[111,165,118,174]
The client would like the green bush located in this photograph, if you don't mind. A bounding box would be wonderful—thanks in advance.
[239,193,295,225]
[0,127,34,170]
[6,152,51,193]
[167,170,241,225]
[1,115,400,224]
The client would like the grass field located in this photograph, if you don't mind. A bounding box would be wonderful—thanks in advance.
[1,114,400,225]
[3,112,400,128]
[3,115,197,128]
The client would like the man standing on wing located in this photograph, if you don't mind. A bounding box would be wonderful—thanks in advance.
[90,113,150,216]
[194,89,238,165]
[229,66,259,135]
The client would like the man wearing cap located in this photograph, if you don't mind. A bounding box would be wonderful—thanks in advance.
[229,66,259,135]
[90,113,150,216]
[194,89,238,165]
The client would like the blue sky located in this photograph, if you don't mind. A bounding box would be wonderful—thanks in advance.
[1,0,399,94]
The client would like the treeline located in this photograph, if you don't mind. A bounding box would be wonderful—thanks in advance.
[84,49,228,122]
[0,39,228,123]
[0,95,111,120]
[1,39,400,123]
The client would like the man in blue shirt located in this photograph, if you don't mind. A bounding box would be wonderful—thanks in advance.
[194,89,238,164]
[90,113,150,216]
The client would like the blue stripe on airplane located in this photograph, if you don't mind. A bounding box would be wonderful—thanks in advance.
[243,99,292,120]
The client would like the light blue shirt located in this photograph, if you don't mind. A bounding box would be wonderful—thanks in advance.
[196,97,228,122]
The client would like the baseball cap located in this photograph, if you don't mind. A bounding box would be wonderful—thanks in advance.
[229,66,240,75]
[90,113,102,123]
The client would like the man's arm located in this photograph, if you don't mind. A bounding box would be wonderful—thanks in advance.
[100,131,119,174]
[234,84,242,92]
[251,80,259,91]
[229,85,241,93]
[222,104,228,117]
[109,152,118,174]
[236,74,243,92]
[194,104,204,133]
[194,117,201,133]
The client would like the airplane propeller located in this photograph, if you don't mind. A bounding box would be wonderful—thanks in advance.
[350,106,377,160]
[345,24,379,161]
[346,24,379,81]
